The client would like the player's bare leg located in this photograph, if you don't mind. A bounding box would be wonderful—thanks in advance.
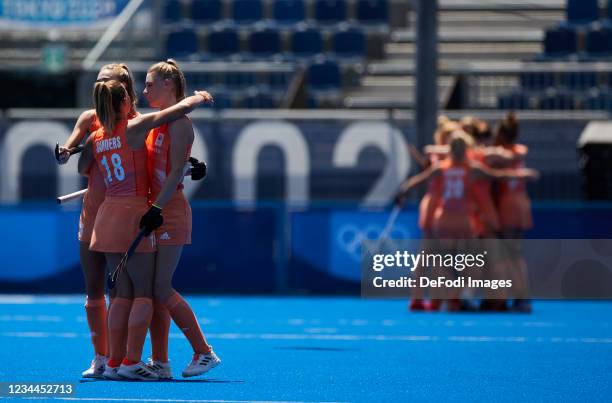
[103,254,133,380]
[80,243,108,378]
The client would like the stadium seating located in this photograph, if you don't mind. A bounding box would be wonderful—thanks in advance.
[267,72,291,89]
[497,92,530,110]
[543,26,578,57]
[291,28,324,59]
[191,0,222,23]
[273,0,306,25]
[560,71,598,90]
[207,28,240,58]
[188,71,213,87]
[538,91,577,110]
[231,0,263,25]
[520,72,556,91]
[501,1,612,111]
[164,0,182,23]
[166,28,198,59]
[356,0,388,24]
[157,0,391,108]
[248,28,283,59]
[566,0,599,25]
[584,26,612,57]
[241,89,278,108]
[332,27,366,60]
[308,59,342,91]
[207,90,234,109]
[583,90,612,110]
[224,72,256,89]
[314,0,347,25]
[500,1,612,110]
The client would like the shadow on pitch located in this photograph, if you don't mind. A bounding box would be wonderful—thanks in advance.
[79,378,244,384]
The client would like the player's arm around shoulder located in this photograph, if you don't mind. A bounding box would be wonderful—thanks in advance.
[470,160,538,180]
[126,92,209,148]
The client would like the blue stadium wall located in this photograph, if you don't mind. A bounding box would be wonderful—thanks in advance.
[0,111,608,294]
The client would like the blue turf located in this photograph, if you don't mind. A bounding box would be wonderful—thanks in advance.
[0,296,610,402]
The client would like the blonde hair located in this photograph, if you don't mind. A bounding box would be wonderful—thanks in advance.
[147,59,186,101]
[437,115,450,129]
[434,121,460,145]
[460,115,477,136]
[93,80,127,133]
[99,63,137,114]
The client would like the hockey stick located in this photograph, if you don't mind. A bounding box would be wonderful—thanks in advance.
[371,205,402,254]
[57,188,87,204]
[108,227,147,289]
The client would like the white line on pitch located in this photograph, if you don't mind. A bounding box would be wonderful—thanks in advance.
[2,332,612,344]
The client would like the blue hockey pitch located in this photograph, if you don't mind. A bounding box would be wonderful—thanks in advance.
[0,296,610,402]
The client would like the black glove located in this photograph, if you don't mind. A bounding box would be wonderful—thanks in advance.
[139,205,163,236]
[393,192,406,208]
[189,157,207,180]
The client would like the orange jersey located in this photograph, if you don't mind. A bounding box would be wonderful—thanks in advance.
[498,144,528,196]
[430,159,475,238]
[91,120,149,198]
[85,116,106,207]
[497,143,532,230]
[418,153,446,233]
[79,115,105,242]
[145,122,192,202]
[436,159,471,212]
[467,148,500,235]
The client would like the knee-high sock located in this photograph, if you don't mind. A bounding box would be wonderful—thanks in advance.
[126,297,154,363]
[166,292,210,355]
[107,297,132,365]
[85,297,108,357]
[149,299,171,362]
[107,297,115,358]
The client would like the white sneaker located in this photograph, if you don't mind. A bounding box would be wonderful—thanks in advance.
[82,355,107,378]
[182,350,221,378]
[117,361,160,381]
[102,364,121,380]
[146,358,172,379]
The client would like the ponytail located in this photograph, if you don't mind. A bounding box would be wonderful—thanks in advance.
[93,80,126,132]
[148,58,187,101]
[496,111,519,144]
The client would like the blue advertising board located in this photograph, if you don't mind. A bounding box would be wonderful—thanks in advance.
[0,0,130,26]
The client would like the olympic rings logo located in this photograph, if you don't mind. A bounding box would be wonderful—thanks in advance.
[335,223,413,262]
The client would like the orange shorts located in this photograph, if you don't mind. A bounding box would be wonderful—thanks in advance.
[78,168,106,243]
[90,196,156,254]
[498,193,532,230]
[156,192,192,246]
[472,195,500,236]
[432,209,476,239]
